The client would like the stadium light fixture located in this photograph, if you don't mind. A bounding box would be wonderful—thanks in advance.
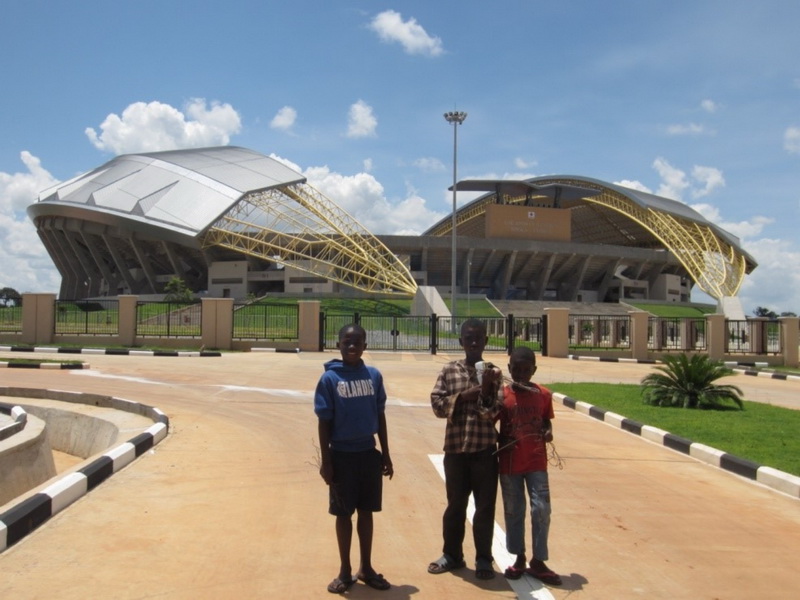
[444,110,467,330]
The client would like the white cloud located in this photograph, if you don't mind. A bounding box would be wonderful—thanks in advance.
[270,106,297,131]
[690,165,725,198]
[784,126,800,154]
[514,157,538,169]
[412,157,446,172]
[666,123,709,136]
[369,10,443,57]
[0,151,58,213]
[0,151,61,292]
[85,99,241,154]
[346,100,377,138]
[302,164,444,235]
[652,157,690,200]
[362,158,373,173]
[615,179,652,193]
[690,203,773,239]
[700,99,718,113]
[737,237,800,314]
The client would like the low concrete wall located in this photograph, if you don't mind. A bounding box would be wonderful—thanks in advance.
[0,411,57,506]
[0,391,158,509]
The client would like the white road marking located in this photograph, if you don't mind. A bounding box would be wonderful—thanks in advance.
[428,454,556,600]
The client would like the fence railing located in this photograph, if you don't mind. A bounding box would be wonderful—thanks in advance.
[232,303,299,340]
[136,301,201,338]
[0,305,23,334]
[54,299,120,335]
[321,313,544,353]
[568,314,631,350]
[725,319,781,354]
[647,317,707,351]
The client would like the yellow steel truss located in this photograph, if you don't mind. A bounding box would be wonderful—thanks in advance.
[428,179,747,299]
[201,183,417,296]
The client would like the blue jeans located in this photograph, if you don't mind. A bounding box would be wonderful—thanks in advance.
[499,470,551,561]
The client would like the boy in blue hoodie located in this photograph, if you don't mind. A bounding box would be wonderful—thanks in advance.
[315,323,394,594]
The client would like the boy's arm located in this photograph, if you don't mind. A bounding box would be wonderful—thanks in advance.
[318,418,334,485]
[541,418,553,443]
[377,412,393,479]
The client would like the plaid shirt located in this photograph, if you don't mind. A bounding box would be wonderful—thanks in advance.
[430,359,501,454]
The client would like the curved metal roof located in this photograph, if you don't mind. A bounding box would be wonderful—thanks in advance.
[424,175,756,299]
[28,146,417,297]
[30,146,306,237]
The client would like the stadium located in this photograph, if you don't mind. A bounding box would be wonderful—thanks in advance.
[27,146,756,311]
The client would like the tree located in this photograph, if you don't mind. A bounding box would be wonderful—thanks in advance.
[163,277,193,303]
[780,311,797,317]
[0,287,22,307]
[641,353,744,410]
[753,306,778,319]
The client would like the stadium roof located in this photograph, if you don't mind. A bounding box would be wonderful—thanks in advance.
[426,175,756,299]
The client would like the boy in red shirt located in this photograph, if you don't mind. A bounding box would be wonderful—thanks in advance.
[496,346,562,586]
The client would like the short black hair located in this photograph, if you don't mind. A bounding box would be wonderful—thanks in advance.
[460,318,487,336]
[510,345,536,364]
[338,323,366,341]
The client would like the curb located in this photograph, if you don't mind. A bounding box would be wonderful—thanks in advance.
[568,355,800,383]
[0,345,221,357]
[553,392,800,500]
[0,362,89,370]
[0,391,169,552]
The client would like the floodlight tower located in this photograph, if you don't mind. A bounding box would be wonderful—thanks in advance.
[444,110,467,329]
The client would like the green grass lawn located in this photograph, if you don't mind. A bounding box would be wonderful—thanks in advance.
[547,382,800,477]
[626,303,717,317]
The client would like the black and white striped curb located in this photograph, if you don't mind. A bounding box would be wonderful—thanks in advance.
[0,393,169,552]
[732,368,800,382]
[0,361,88,370]
[553,392,800,500]
[0,345,221,357]
[568,355,658,364]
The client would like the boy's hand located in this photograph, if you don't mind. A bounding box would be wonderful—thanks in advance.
[542,425,553,443]
[382,455,394,480]
[319,461,334,485]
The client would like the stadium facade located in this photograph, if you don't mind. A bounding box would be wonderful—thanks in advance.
[28,146,756,306]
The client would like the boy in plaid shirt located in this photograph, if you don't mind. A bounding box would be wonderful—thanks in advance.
[428,318,502,580]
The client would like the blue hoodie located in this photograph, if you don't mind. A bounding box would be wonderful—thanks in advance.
[314,358,387,452]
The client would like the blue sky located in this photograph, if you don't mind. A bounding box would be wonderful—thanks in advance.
[1,0,798,313]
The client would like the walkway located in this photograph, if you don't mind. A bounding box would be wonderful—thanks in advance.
[0,351,798,599]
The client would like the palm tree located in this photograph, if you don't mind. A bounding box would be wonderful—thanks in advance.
[641,354,744,410]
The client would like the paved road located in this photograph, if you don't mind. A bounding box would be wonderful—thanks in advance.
[1,351,798,599]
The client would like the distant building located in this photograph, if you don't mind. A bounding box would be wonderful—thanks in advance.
[28,147,756,305]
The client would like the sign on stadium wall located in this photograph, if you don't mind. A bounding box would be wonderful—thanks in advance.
[484,204,571,241]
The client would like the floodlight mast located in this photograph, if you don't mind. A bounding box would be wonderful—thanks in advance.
[444,110,467,332]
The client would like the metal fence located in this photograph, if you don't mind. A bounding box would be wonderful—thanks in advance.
[54,299,120,335]
[321,313,543,353]
[648,317,707,351]
[725,319,781,354]
[568,314,631,350]
[0,305,23,334]
[136,301,201,337]
[232,302,299,340]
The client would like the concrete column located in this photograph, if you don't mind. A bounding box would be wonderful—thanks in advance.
[21,293,56,345]
[749,318,767,354]
[298,301,321,352]
[780,316,799,367]
[706,313,726,361]
[629,311,650,361]
[118,295,138,347]
[544,307,570,358]
[201,298,234,350]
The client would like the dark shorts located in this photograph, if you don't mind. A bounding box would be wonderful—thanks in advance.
[329,448,383,516]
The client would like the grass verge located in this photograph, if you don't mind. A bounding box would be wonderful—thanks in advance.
[547,382,800,477]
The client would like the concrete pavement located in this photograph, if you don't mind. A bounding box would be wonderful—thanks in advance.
[0,350,798,599]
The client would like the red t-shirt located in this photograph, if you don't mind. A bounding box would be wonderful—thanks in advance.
[496,383,555,475]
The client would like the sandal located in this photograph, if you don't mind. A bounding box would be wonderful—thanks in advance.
[475,557,495,580]
[526,562,562,586]
[327,577,355,594]
[504,565,525,580]
[428,553,466,574]
[357,571,391,590]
